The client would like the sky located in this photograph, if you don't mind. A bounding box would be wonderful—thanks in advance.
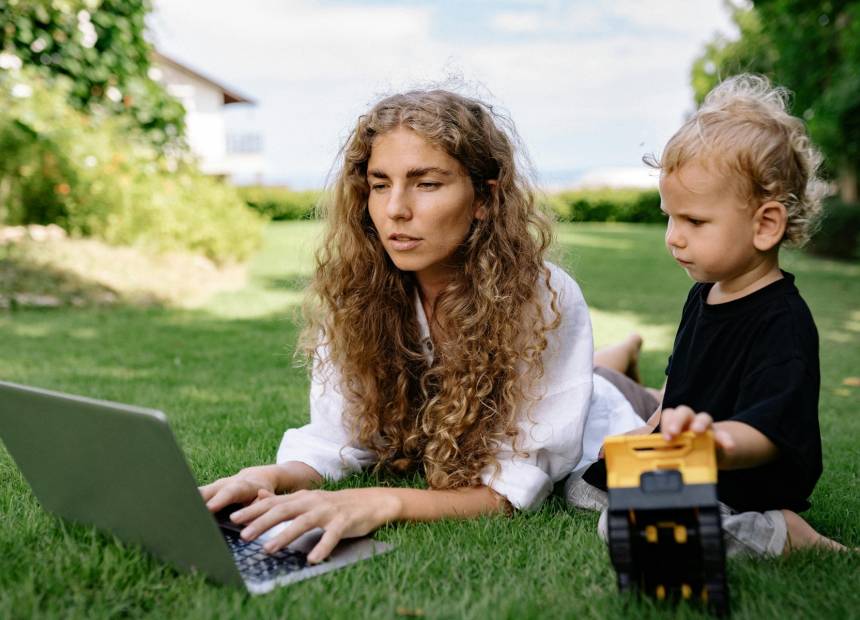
[148,0,738,189]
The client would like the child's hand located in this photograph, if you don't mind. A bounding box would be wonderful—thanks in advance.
[660,405,735,456]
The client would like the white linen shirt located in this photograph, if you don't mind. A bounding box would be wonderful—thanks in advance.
[276,263,643,511]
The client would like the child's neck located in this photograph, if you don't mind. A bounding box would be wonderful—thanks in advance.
[707,258,783,305]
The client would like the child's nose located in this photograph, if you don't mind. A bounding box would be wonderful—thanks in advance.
[665,221,684,248]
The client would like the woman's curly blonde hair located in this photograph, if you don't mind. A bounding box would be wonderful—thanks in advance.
[300,89,559,489]
[646,74,826,246]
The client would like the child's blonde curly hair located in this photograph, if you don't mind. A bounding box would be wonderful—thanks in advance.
[646,74,827,246]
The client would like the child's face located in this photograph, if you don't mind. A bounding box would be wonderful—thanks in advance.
[367,127,483,285]
[659,161,760,284]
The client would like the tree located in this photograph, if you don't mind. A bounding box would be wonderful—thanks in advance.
[0,0,185,150]
[692,0,860,202]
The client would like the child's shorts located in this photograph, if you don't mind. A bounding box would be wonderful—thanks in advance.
[575,366,788,557]
[565,475,787,557]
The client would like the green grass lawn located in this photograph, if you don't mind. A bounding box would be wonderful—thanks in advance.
[1,221,858,619]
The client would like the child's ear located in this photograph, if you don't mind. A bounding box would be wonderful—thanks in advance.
[753,200,787,251]
[473,179,497,221]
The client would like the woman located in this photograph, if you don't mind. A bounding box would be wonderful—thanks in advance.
[201,90,644,563]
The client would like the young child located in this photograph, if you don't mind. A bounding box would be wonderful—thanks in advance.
[568,74,848,555]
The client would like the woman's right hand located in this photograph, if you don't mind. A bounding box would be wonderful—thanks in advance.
[199,465,284,513]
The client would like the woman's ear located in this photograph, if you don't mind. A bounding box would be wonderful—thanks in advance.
[474,180,497,221]
[753,200,788,251]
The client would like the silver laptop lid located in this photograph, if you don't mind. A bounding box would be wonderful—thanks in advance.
[0,381,244,587]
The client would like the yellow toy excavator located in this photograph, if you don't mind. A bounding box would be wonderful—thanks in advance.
[603,431,729,616]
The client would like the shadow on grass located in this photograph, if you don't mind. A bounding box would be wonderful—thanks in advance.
[0,247,121,309]
[259,273,311,292]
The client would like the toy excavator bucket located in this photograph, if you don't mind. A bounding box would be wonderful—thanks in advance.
[604,430,718,490]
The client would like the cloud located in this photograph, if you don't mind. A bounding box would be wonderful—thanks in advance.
[151,0,436,82]
[490,11,543,33]
[149,0,737,186]
[606,0,739,36]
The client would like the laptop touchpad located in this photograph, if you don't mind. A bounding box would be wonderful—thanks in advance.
[258,521,324,554]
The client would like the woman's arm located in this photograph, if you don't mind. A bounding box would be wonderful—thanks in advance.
[388,484,509,521]
[230,484,508,563]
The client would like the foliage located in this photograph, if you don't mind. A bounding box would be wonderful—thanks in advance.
[807,197,860,260]
[692,0,860,197]
[0,0,185,149]
[547,187,663,223]
[690,6,776,99]
[237,185,664,225]
[0,67,263,263]
[237,186,321,220]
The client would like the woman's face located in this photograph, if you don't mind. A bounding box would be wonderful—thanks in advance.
[367,127,484,288]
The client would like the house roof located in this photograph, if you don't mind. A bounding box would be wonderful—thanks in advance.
[152,50,255,105]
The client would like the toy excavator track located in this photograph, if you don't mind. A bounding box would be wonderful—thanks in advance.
[603,431,730,616]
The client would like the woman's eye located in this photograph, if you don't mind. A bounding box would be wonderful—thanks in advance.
[371,183,388,192]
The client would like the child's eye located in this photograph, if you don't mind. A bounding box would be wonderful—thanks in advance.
[688,218,705,226]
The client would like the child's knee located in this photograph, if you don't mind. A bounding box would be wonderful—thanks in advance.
[721,506,787,557]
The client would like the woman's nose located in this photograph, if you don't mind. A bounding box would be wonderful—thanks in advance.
[386,186,411,219]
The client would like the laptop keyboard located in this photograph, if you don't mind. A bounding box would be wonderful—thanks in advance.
[223,531,310,582]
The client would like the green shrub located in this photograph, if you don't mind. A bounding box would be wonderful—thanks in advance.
[549,187,663,223]
[0,67,263,263]
[807,198,860,261]
[238,186,321,220]
[1,0,186,150]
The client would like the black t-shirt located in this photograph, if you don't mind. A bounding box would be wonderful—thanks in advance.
[660,272,822,513]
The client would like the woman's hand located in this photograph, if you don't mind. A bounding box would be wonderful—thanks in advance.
[200,462,324,513]
[199,465,284,513]
[230,487,402,564]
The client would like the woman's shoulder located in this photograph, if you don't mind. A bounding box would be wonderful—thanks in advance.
[542,261,586,309]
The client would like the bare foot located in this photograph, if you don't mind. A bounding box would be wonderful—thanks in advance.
[782,509,849,553]
[593,332,644,383]
[623,333,643,384]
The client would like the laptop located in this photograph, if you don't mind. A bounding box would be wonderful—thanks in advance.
[0,380,392,595]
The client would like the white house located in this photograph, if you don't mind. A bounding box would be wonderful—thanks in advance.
[150,51,264,182]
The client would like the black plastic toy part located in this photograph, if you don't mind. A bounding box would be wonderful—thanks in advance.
[604,432,730,616]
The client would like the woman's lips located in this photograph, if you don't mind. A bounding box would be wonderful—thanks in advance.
[389,234,422,251]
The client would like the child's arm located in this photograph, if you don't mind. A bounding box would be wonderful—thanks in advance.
[660,405,779,470]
